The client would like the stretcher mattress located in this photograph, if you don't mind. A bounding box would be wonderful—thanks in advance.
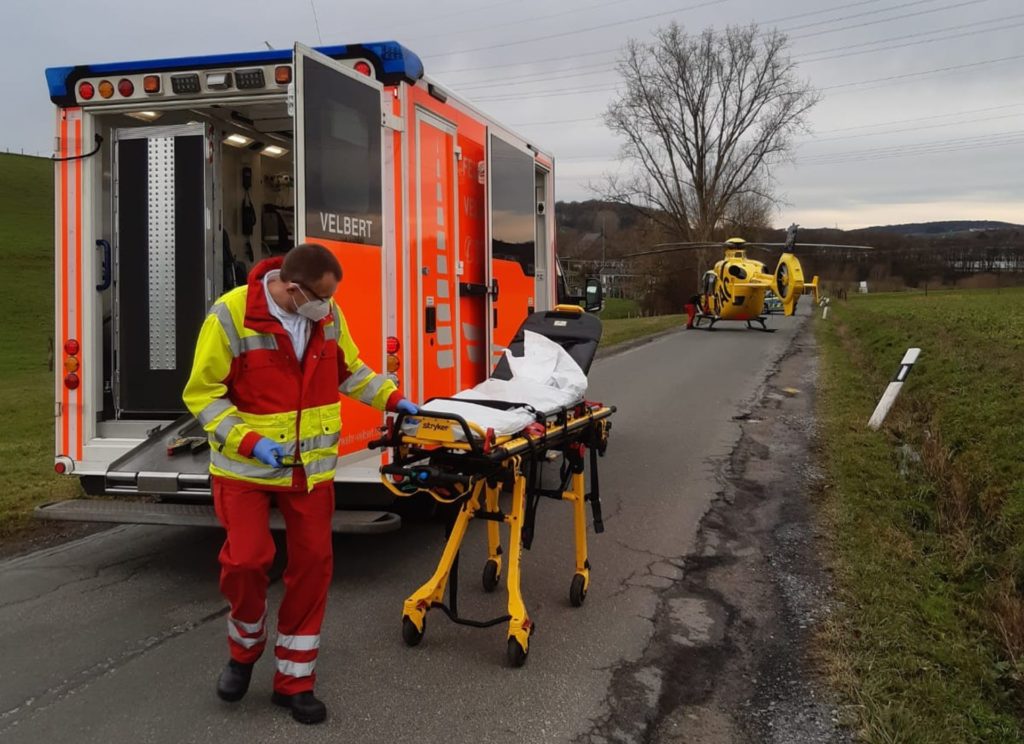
[406,331,589,438]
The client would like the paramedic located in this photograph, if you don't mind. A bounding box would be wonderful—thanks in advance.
[685,293,703,329]
[183,243,417,725]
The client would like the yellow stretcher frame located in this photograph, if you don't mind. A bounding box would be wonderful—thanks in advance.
[371,402,614,667]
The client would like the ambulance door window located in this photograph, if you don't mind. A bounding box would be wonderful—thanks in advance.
[488,135,535,355]
[300,56,383,246]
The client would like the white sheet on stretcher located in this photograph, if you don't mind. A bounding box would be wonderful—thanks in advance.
[407,331,588,438]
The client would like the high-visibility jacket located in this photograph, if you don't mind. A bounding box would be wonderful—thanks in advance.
[183,257,400,491]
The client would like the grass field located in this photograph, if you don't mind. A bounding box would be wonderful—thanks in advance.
[600,314,684,348]
[599,297,642,319]
[0,153,81,535]
[816,288,1024,742]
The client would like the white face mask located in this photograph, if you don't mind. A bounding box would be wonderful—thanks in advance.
[292,286,332,321]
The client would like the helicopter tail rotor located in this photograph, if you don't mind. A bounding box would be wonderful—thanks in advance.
[773,253,807,316]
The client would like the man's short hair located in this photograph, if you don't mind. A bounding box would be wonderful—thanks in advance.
[280,243,342,285]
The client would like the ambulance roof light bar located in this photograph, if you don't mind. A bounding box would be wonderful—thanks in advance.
[45,41,424,106]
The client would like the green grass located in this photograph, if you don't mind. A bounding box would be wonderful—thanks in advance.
[598,297,642,320]
[600,314,684,347]
[816,288,1024,743]
[0,153,80,536]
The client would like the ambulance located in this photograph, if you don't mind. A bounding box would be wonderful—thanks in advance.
[43,40,601,531]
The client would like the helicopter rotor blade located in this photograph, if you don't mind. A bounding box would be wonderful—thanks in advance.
[622,243,724,258]
[745,242,875,251]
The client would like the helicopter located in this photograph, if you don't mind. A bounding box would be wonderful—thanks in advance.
[625,224,872,331]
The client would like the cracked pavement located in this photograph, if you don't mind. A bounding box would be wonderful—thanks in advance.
[0,311,812,743]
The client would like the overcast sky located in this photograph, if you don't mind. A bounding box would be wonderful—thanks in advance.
[4,0,1021,229]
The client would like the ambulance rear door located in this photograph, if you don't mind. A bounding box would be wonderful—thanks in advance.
[292,43,389,462]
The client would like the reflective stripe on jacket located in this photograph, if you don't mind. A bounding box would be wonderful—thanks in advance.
[183,257,400,491]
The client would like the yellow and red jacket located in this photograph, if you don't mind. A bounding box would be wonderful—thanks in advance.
[183,258,400,491]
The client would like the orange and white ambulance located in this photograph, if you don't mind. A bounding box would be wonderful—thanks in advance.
[43,41,595,531]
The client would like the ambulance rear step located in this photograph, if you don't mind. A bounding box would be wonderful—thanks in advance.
[103,414,214,498]
[34,500,401,534]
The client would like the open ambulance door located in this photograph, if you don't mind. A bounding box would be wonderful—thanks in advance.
[292,43,389,465]
[486,132,538,366]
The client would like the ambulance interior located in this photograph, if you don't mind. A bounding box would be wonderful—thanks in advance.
[86,100,305,494]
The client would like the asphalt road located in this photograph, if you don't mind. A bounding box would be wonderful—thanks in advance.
[0,312,807,744]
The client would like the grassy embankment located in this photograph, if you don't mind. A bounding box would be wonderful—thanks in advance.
[0,154,80,535]
[817,288,1024,742]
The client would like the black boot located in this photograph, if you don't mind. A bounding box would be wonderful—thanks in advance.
[216,660,254,702]
[272,690,328,724]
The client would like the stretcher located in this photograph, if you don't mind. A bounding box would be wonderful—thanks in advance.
[369,305,614,666]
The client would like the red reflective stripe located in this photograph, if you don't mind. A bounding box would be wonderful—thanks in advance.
[60,113,69,458]
[74,116,83,460]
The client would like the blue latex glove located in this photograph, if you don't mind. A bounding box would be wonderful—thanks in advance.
[396,399,419,415]
[252,437,285,467]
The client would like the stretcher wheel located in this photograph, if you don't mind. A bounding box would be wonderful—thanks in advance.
[482,560,500,593]
[569,573,587,607]
[506,637,528,668]
[402,616,425,647]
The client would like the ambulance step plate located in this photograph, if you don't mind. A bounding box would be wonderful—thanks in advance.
[34,500,401,534]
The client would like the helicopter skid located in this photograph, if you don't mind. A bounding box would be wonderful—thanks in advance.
[694,315,774,332]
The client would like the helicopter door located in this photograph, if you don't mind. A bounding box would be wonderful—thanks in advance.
[774,254,806,316]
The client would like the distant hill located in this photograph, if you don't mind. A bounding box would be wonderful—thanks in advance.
[853,220,1022,236]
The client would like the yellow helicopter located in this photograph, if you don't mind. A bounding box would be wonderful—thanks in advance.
[626,224,871,331]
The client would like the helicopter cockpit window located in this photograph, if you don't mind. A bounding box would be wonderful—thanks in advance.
[728,265,747,280]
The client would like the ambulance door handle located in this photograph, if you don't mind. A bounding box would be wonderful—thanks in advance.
[96,239,112,291]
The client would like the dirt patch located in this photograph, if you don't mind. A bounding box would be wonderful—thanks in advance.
[577,331,848,743]
[0,520,109,560]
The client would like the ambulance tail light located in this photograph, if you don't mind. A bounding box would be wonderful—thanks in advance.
[64,338,81,389]
[143,75,161,94]
[354,61,372,77]
[54,456,74,475]
[118,79,135,97]
[387,354,400,374]
[386,336,400,354]
[274,66,292,85]
[98,80,115,99]
[78,82,95,100]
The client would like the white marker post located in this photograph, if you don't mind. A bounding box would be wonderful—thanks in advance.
[822,306,829,320]
[867,348,921,430]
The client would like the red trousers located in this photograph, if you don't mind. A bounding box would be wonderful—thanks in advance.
[212,476,334,695]
[685,304,698,328]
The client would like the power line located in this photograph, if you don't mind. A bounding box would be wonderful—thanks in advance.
[404,0,652,48]
[796,12,1024,61]
[309,0,323,44]
[470,17,1023,98]
[803,111,1024,144]
[814,102,1024,134]
[798,135,1024,165]
[367,0,527,36]
[797,130,1024,163]
[781,0,944,33]
[821,53,1024,91]
[454,60,617,91]
[430,0,912,74]
[790,0,993,40]
[420,0,729,59]
[472,52,1024,103]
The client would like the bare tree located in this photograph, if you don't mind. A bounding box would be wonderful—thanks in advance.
[599,23,820,243]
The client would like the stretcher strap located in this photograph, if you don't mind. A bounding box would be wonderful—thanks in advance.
[588,444,605,534]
